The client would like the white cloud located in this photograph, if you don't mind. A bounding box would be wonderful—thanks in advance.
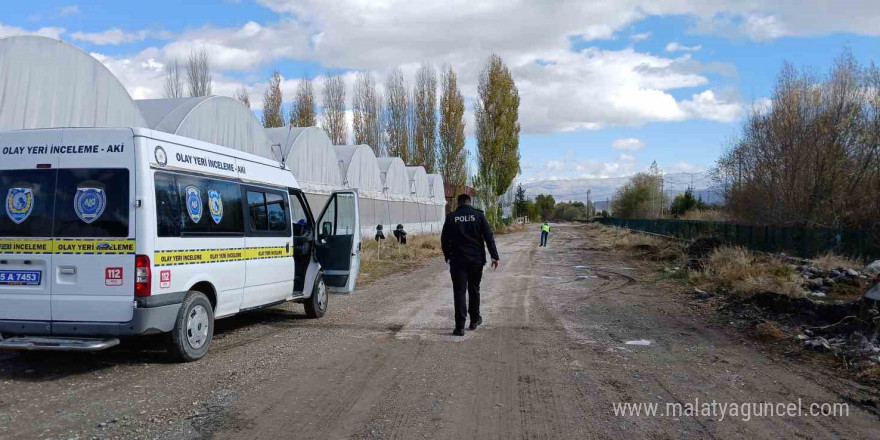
[749,97,773,115]
[0,22,64,39]
[666,161,704,173]
[71,29,162,45]
[65,0,880,135]
[612,138,645,151]
[619,153,636,161]
[630,32,651,42]
[665,42,702,52]
[544,160,565,171]
[574,159,638,178]
[679,90,743,123]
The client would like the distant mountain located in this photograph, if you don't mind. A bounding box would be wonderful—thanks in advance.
[522,172,724,208]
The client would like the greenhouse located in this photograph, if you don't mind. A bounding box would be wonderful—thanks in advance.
[136,97,270,156]
[0,35,445,237]
[264,126,342,210]
[0,36,146,132]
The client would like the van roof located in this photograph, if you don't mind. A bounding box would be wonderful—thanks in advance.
[130,127,286,170]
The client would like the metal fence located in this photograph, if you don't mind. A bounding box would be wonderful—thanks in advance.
[595,218,878,261]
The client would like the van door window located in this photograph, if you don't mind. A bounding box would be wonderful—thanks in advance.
[246,189,290,236]
[247,191,268,231]
[54,169,129,237]
[0,169,55,237]
[266,193,287,231]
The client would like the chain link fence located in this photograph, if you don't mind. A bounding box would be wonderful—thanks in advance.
[595,218,878,261]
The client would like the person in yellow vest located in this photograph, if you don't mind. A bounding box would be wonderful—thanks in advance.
[540,221,551,247]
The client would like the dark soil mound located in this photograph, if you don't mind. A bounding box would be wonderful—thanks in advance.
[686,237,724,269]
[724,291,861,327]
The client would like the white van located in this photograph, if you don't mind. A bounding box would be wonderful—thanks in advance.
[0,127,361,361]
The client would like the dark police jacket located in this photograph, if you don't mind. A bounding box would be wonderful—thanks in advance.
[441,204,500,266]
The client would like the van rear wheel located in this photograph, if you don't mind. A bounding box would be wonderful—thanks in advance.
[167,291,214,362]
[304,273,328,319]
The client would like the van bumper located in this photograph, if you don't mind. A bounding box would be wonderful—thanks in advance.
[0,302,181,337]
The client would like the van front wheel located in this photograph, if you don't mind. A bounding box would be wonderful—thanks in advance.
[304,274,327,319]
[168,291,214,362]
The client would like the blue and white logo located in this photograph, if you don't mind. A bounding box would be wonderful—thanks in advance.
[185,185,202,223]
[5,186,34,224]
[74,185,106,224]
[208,189,223,224]
[154,146,168,167]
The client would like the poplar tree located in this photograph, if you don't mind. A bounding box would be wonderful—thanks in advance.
[413,63,438,172]
[438,65,467,190]
[384,68,410,162]
[475,54,521,197]
[262,71,285,128]
[353,72,382,155]
[290,77,317,127]
[321,73,348,144]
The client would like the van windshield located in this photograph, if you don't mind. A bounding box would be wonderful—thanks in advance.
[0,168,130,238]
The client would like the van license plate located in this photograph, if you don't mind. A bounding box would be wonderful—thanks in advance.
[0,270,42,285]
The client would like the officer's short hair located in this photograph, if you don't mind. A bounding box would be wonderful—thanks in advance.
[457,194,471,205]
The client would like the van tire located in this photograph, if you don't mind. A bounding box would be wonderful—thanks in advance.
[304,273,327,319]
[167,291,214,362]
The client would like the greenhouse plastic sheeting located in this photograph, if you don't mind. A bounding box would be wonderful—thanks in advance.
[136,96,270,155]
[0,36,147,132]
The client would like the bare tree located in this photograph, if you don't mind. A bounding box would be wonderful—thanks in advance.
[186,49,213,97]
[290,77,317,127]
[353,72,383,155]
[384,68,410,163]
[262,71,285,128]
[413,63,438,172]
[235,85,251,109]
[163,60,184,99]
[321,73,348,144]
[438,66,467,190]
[717,48,880,234]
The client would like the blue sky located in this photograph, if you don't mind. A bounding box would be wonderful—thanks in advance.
[3,1,880,183]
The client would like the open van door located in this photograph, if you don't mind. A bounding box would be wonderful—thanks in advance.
[315,190,360,293]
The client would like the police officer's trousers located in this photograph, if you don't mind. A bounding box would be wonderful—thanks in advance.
[540,230,549,246]
[450,262,483,330]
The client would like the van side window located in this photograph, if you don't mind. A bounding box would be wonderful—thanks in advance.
[155,171,244,237]
[54,169,129,237]
[246,189,289,235]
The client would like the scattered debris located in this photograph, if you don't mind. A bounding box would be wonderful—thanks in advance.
[625,339,652,346]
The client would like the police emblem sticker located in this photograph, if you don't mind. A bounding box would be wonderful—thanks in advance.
[5,185,34,224]
[155,146,168,167]
[208,189,223,224]
[185,185,202,223]
[74,183,107,224]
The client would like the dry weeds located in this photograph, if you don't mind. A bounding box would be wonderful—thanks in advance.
[359,234,444,286]
[811,251,863,271]
[681,209,728,222]
[689,246,803,297]
[754,321,788,341]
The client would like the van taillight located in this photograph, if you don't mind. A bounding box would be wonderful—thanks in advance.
[135,254,151,297]
[36,164,52,169]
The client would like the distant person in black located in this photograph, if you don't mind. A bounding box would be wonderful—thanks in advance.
[441,194,500,336]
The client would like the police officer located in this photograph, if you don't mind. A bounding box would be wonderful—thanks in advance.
[441,194,500,336]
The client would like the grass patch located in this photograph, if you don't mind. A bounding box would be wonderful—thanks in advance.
[358,234,444,286]
[811,251,863,271]
[688,246,803,297]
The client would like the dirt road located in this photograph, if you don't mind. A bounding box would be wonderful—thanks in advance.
[1,224,877,439]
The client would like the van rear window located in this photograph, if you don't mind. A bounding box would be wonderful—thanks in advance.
[0,169,55,237]
[1,168,129,238]
[54,169,129,237]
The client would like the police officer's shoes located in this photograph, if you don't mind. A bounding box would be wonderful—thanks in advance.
[453,328,465,336]
[469,317,482,330]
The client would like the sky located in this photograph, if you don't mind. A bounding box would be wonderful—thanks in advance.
[3,1,880,183]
